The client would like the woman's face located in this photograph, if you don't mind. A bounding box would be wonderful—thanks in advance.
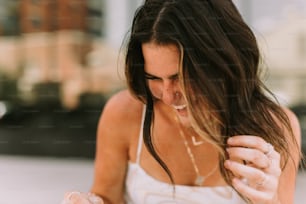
[142,42,189,124]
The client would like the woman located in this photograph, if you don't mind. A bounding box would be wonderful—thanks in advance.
[62,0,301,203]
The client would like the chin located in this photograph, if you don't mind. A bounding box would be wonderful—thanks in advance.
[177,114,191,127]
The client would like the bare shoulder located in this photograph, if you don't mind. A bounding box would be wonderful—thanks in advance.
[281,106,301,146]
[100,89,144,124]
[97,89,144,145]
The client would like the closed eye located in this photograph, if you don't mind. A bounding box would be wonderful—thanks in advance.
[144,73,179,81]
[169,74,179,81]
[145,73,161,80]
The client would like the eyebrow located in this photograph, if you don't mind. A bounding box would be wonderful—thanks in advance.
[144,72,179,79]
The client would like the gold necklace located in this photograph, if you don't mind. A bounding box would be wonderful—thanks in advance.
[191,135,205,146]
[175,119,218,186]
[178,128,218,186]
[186,127,205,146]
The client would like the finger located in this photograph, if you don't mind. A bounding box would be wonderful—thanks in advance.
[227,135,270,153]
[65,191,82,200]
[224,160,269,185]
[87,193,104,204]
[232,177,274,203]
[69,192,91,204]
[227,135,280,163]
[226,147,270,169]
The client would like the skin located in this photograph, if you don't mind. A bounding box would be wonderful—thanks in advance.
[65,42,301,204]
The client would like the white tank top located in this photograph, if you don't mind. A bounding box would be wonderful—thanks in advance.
[124,106,246,204]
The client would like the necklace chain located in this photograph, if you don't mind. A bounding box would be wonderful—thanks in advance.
[177,124,218,186]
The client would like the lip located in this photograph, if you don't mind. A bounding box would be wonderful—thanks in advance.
[172,104,187,110]
[172,104,188,116]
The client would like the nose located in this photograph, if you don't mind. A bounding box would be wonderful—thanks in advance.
[161,80,179,105]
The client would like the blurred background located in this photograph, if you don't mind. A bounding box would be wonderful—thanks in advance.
[0,0,136,158]
[0,0,305,203]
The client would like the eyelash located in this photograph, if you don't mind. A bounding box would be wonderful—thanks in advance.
[145,75,179,81]
[145,75,160,80]
[170,75,179,80]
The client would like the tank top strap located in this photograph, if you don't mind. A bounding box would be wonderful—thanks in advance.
[136,105,146,164]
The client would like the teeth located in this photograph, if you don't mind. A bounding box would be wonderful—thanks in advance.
[173,104,187,110]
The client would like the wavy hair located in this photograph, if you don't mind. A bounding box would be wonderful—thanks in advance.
[124,0,299,201]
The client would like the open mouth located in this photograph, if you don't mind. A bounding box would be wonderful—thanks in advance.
[172,104,187,110]
[172,104,188,116]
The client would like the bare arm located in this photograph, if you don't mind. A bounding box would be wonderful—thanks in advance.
[90,90,143,204]
[277,108,301,203]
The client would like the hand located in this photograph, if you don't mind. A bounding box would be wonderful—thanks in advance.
[61,191,104,204]
[224,135,281,204]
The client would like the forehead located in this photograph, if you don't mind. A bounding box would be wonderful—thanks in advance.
[141,42,180,75]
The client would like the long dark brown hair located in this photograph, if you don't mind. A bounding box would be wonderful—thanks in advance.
[124,0,299,200]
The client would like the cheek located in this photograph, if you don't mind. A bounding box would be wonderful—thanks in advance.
[147,81,162,99]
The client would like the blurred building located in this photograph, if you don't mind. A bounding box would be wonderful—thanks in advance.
[0,0,96,34]
[20,0,87,33]
[0,0,125,109]
[0,0,111,158]
[20,0,56,33]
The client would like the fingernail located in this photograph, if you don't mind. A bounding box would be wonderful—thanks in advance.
[227,138,233,144]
